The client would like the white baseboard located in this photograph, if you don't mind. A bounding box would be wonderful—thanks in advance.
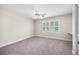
[0,35,34,48]
[36,34,72,41]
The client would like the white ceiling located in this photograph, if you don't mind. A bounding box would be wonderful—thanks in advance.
[1,4,72,19]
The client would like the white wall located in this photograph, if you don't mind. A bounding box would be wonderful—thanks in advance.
[35,14,72,41]
[0,8,34,47]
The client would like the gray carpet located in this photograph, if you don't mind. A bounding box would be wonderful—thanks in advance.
[0,36,72,55]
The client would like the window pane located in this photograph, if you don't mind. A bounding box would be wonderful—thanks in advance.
[51,22,54,31]
[45,22,49,31]
[55,21,58,26]
[46,22,49,26]
[55,27,59,32]
[54,21,59,32]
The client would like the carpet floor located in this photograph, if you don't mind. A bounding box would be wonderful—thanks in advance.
[0,36,72,55]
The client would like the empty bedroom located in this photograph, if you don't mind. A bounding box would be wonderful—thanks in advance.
[0,4,72,55]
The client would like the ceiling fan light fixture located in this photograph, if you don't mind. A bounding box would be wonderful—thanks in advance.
[33,7,47,19]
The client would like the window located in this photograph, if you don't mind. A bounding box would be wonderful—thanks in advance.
[42,21,59,32]
[54,21,59,32]
[43,22,49,31]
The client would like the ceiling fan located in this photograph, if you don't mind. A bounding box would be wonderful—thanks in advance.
[34,7,46,19]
